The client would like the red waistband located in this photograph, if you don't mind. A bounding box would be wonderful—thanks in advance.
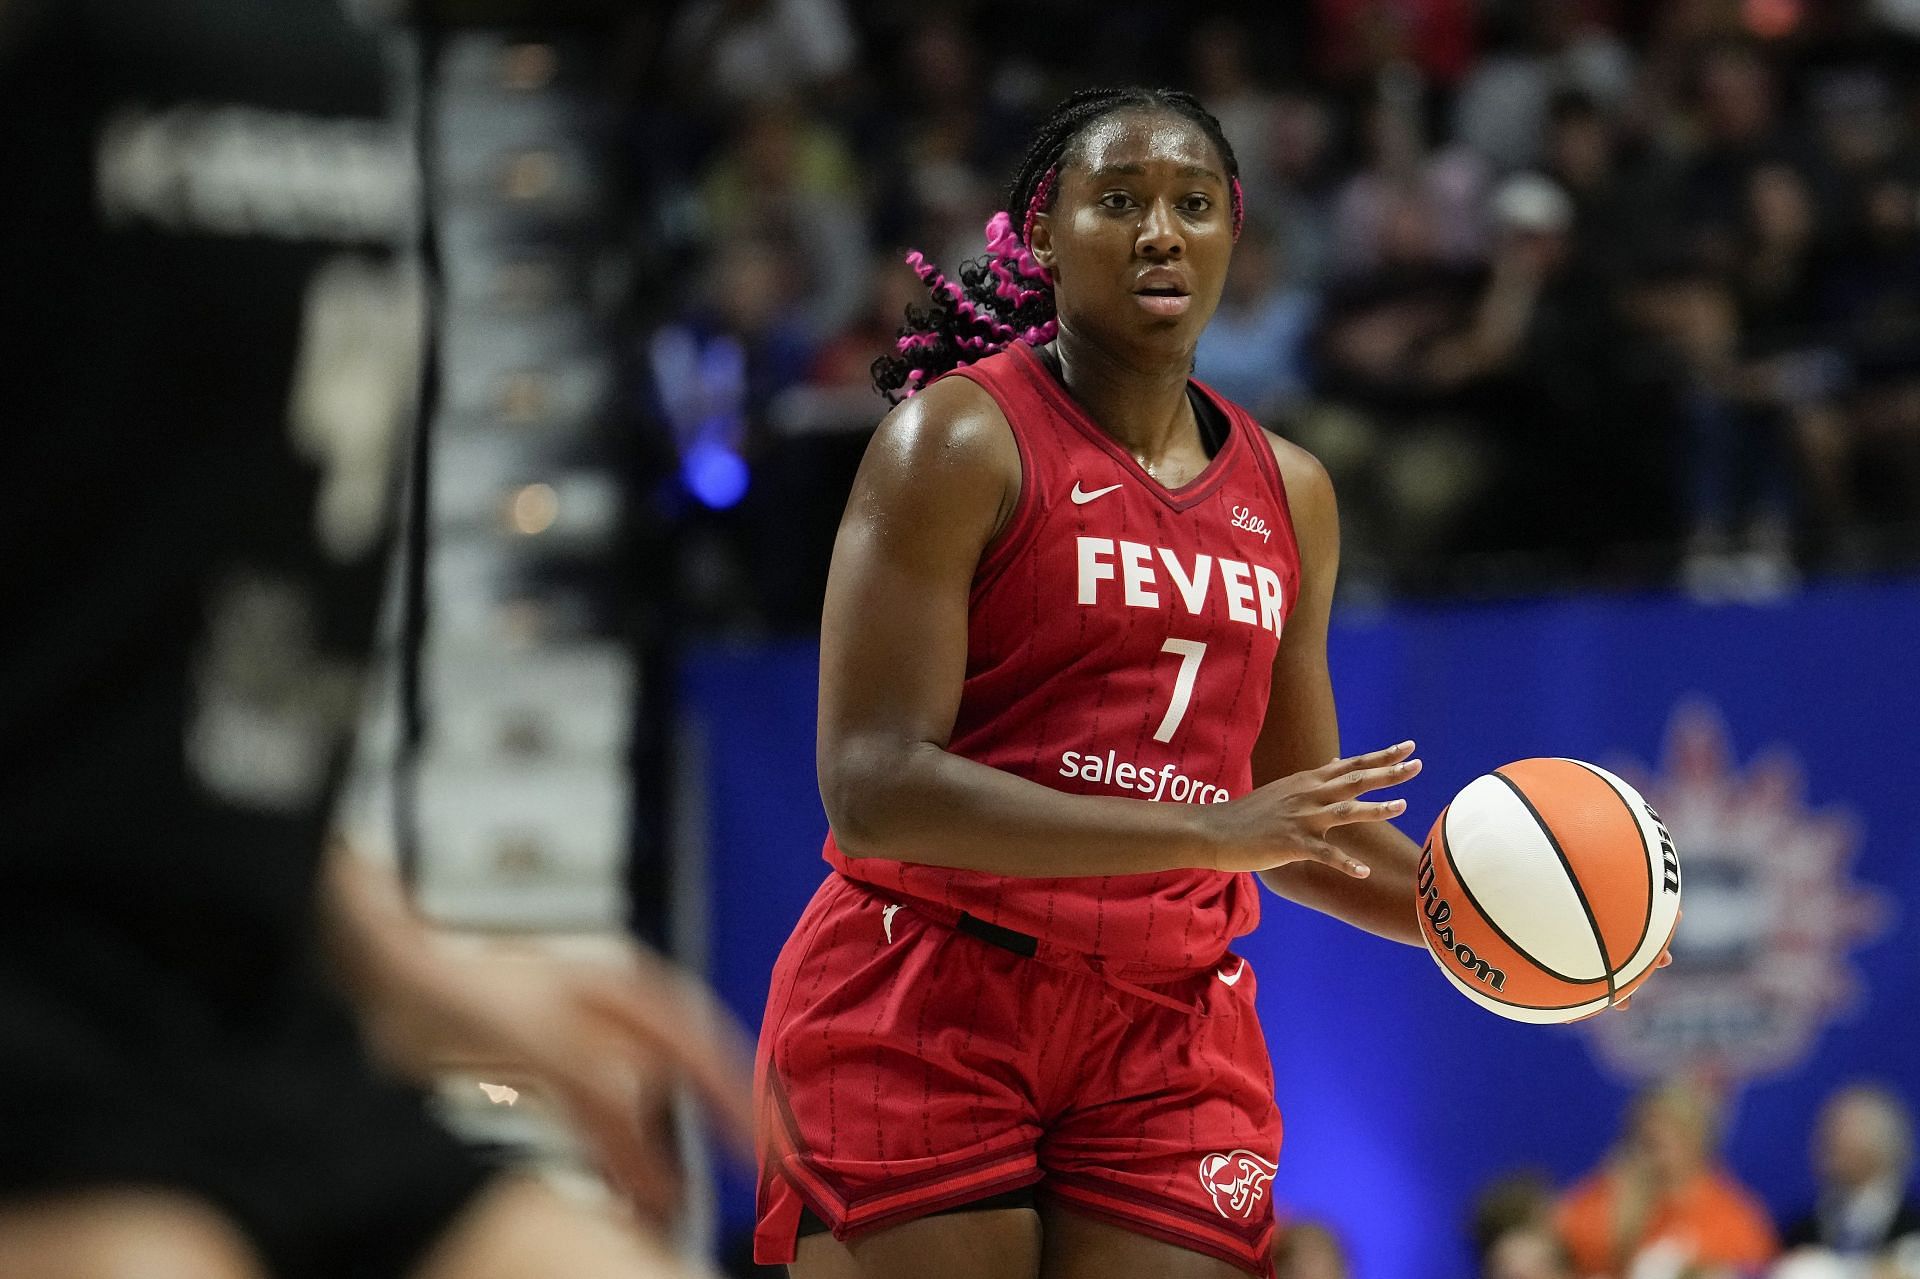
[896,894,1214,1019]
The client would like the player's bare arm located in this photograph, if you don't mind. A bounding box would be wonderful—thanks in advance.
[1250,433,1426,944]
[818,376,1410,880]
[318,847,755,1225]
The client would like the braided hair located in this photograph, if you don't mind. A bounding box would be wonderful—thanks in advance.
[871,86,1245,403]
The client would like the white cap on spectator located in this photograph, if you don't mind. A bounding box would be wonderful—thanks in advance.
[1492,173,1573,235]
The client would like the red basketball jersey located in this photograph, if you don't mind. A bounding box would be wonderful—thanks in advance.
[824,341,1303,978]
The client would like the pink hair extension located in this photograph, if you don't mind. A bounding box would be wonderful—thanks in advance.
[985,256,1048,306]
[1021,319,1058,345]
[985,210,1051,291]
[1230,176,1245,241]
[890,171,1078,399]
[1021,167,1057,251]
[909,248,1021,339]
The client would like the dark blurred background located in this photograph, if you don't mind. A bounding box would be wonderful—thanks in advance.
[625,0,1920,629]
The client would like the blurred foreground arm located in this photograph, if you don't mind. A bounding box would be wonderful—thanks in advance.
[319,847,756,1229]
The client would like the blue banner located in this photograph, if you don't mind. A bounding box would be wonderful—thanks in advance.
[683,578,1919,1277]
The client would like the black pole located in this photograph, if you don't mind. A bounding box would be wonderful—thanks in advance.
[395,1,443,892]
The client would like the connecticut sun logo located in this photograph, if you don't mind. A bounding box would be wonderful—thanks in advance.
[1582,701,1892,1083]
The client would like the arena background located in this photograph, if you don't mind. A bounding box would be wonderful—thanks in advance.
[683,581,1919,1276]
[630,2,1920,1274]
[26,0,1915,1276]
[621,3,1920,1274]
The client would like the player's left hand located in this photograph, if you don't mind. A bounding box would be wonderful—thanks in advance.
[1613,911,1681,1013]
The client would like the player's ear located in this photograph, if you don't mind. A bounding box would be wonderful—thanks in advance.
[1029,213,1056,273]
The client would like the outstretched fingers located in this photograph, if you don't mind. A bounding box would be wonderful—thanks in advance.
[1302,741,1422,877]
[1315,741,1419,792]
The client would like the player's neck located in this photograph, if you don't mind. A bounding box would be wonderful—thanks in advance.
[1043,330,1194,460]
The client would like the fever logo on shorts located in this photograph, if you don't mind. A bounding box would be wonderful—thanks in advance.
[1197,1149,1277,1221]
[1581,700,1893,1084]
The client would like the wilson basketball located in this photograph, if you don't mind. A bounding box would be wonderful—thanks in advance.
[1417,758,1682,1024]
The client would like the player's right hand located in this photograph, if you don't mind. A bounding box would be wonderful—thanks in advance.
[1202,740,1420,876]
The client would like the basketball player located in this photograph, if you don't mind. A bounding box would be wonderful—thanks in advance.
[0,2,749,1276]
[757,82,1672,1279]
[750,86,1426,1279]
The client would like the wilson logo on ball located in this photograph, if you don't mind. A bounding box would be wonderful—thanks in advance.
[1418,841,1508,992]
[1417,758,1684,1025]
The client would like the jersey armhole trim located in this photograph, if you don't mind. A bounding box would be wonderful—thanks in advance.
[1238,409,1305,622]
[946,363,1040,599]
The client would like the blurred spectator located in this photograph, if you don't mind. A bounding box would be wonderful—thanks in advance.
[653,237,818,430]
[1486,1226,1578,1279]
[668,0,857,114]
[1316,182,1476,399]
[1194,220,1317,421]
[1675,40,1797,272]
[1472,1172,1580,1279]
[1188,17,1286,212]
[1809,68,1903,201]
[1272,1218,1352,1279]
[1452,0,1635,171]
[1309,176,1498,585]
[647,235,827,627]
[1330,91,1490,275]
[633,0,1920,616]
[1545,89,1654,279]
[1472,1170,1561,1261]
[1783,1084,1920,1258]
[1818,162,1920,552]
[1663,159,1837,594]
[805,250,927,400]
[1267,86,1344,285]
[865,17,1009,272]
[1767,1250,1854,1279]
[1317,167,1675,579]
[1314,0,1479,90]
[1556,1079,1779,1279]
[696,101,869,341]
[1308,179,1489,583]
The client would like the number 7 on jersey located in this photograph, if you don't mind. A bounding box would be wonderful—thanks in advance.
[1153,638,1207,743]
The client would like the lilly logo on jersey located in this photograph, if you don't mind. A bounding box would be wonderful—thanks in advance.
[1230,505,1271,543]
[1198,1150,1278,1222]
[1075,537,1286,639]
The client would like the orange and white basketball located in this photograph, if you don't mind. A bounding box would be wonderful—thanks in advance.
[1417,758,1681,1024]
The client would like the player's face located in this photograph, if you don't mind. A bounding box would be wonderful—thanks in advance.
[1031,111,1233,355]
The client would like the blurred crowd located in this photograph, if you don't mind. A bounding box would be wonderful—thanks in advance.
[630,0,1920,626]
[1267,1079,1920,1279]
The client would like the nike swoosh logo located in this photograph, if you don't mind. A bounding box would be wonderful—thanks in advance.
[1071,481,1123,505]
[1216,958,1248,986]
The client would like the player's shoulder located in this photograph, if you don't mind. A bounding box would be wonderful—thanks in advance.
[853,374,1021,548]
[867,371,1018,483]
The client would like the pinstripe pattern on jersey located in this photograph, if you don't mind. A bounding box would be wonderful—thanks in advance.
[826,342,1303,980]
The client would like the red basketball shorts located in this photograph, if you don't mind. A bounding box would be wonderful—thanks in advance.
[754,872,1282,1276]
